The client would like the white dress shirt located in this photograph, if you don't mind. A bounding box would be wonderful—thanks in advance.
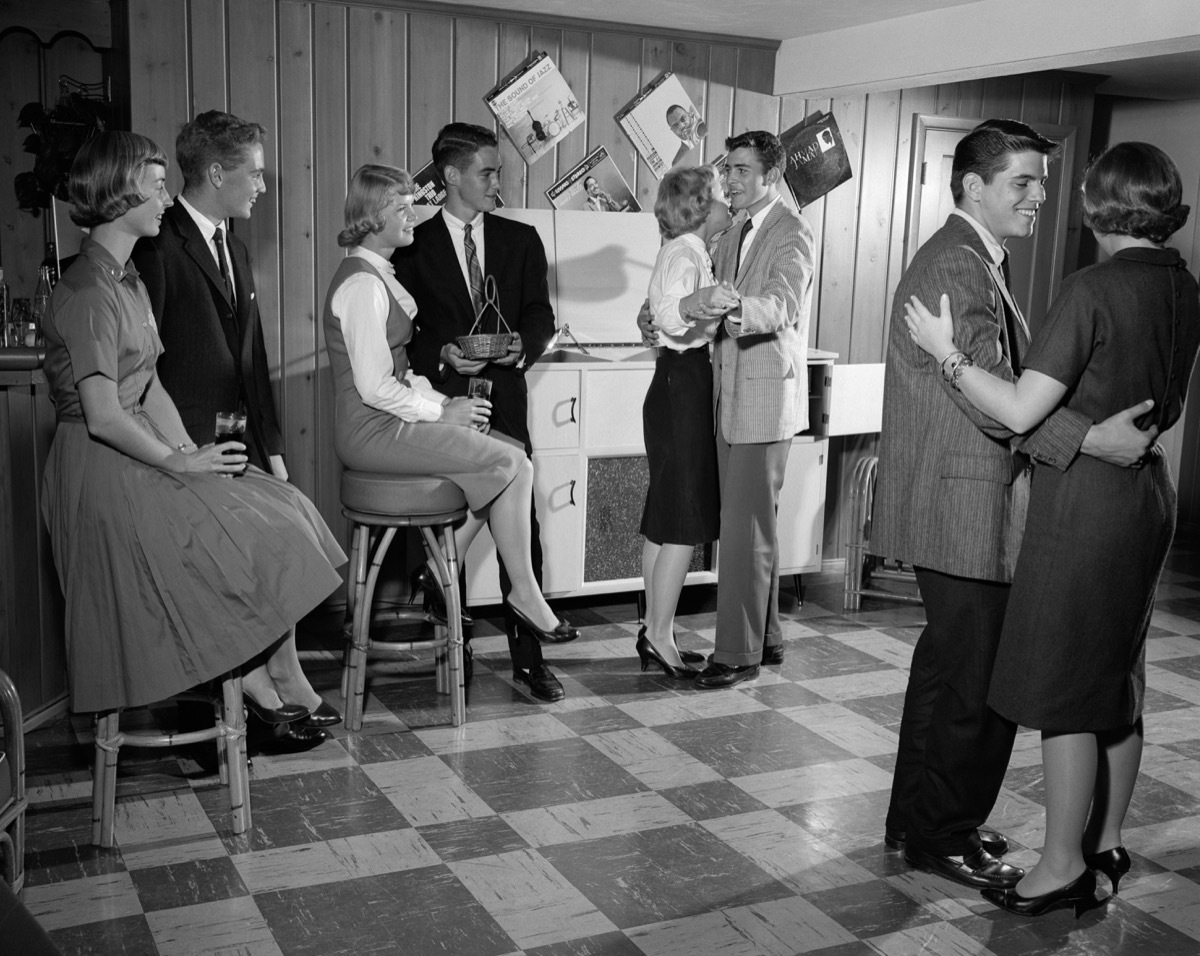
[331,247,445,422]
[441,208,486,290]
[650,233,719,351]
[177,195,235,302]
[735,194,782,275]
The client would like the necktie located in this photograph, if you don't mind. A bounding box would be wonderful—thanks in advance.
[212,227,236,304]
[999,251,1022,374]
[463,223,484,318]
[735,217,753,274]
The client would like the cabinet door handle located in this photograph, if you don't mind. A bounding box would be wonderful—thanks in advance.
[568,479,576,506]
[569,397,577,423]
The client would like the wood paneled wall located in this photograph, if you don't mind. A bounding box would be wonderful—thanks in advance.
[114,1,1099,580]
[0,28,104,300]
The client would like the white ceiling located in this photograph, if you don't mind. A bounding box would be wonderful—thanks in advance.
[439,0,1200,100]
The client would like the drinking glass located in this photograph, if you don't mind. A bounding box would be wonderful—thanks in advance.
[467,377,492,430]
[214,410,248,476]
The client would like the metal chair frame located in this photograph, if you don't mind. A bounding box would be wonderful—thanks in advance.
[0,668,27,892]
[843,455,923,612]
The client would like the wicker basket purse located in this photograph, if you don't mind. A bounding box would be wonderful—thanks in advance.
[457,275,513,359]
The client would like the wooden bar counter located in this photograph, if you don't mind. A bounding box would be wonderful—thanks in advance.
[0,350,67,727]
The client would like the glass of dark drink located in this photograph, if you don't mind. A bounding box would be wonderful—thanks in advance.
[214,411,248,475]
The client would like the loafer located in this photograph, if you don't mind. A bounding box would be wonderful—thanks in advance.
[886,826,1009,857]
[513,665,565,702]
[252,722,329,756]
[304,700,342,728]
[903,845,1024,889]
[694,661,760,689]
[761,644,785,665]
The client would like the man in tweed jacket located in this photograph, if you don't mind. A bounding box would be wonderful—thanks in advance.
[694,131,816,689]
[874,119,1157,889]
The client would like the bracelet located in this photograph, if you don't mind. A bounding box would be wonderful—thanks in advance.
[176,442,196,453]
[950,354,975,391]
[940,350,968,382]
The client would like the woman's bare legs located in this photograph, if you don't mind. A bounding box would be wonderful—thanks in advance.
[642,538,690,667]
[1084,720,1144,854]
[266,629,326,710]
[1016,731,1096,897]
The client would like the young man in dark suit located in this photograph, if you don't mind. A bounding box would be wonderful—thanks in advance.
[132,110,337,751]
[392,122,565,703]
[874,119,1156,890]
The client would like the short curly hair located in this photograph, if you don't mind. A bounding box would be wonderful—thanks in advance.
[655,165,718,240]
[338,164,414,247]
[724,130,785,175]
[176,110,266,191]
[68,131,168,228]
[1083,141,1189,244]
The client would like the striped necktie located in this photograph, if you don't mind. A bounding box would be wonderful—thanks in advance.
[212,226,236,305]
[463,223,484,317]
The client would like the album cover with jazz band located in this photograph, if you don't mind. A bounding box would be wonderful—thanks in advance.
[484,50,585,164]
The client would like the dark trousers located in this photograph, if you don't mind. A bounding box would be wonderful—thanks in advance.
[713,430,789,665]
[496,492,545,671]
[886,566,1017,855]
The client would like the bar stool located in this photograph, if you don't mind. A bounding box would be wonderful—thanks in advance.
[339,471,469,731]
[90,673,251,848]
[0,666,27,892]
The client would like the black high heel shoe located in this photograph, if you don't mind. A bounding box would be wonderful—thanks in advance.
[981,868,1097,918]
[505,600,579,644]
[410,564,472,627]
[636,634,697,680]
[636,625,705,664]
[1084,846,1131,895]
[244,694,309,725]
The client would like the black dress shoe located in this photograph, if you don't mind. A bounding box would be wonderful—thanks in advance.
[982,868,1097,918]
[637,626,705,664]
[506,600,579,644]
[304,701,342,728]
[513,665,565,702]
[244,696,310,725]
[251,722,329,756]
[1084,845,1131,895]
[904,845,1024,889]
[694,661,760,689]
[410,564,473,627]
[636,634,697,680]
[886,826,1009,857]
[761,644,785,665]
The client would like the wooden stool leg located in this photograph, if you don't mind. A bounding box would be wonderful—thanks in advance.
[340,524,365,701]
[421,524,465,726]
[220,674,251,835]
[346,526,396,732]
[91,712,121,848]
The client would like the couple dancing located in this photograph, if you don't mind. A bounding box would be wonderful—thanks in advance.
[876,119,1198,917]
[636,130,815,688]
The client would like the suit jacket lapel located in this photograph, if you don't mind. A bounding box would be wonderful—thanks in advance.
[733,202,786,289]
[170,204,243,366]
[952,217,1030,360]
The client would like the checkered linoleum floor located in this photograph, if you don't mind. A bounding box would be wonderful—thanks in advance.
[18,536,1200,956]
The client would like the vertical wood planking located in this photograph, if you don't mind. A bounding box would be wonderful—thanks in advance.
[407,13,453,173]
[705,45,737,164]
[188,0,228,114]
[496,23,530,208]
[886,86,938,322]
[347,6,406,171]
[227,0,281,403]
[126,0,190,196]
[815,95,865,362]
[732,48,777,135]
[588,33,641,205]
[671,40,710,160]
[981,76,1023,118]
[277,1,318,499]
[634,36,672,210]
[311,1,348,549]
[957,79,984,118]
[849,90,900,364]
[454,17,500,131]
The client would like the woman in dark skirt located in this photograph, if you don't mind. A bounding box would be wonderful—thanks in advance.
[638,166,737,678]
[905,142,1199,916]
